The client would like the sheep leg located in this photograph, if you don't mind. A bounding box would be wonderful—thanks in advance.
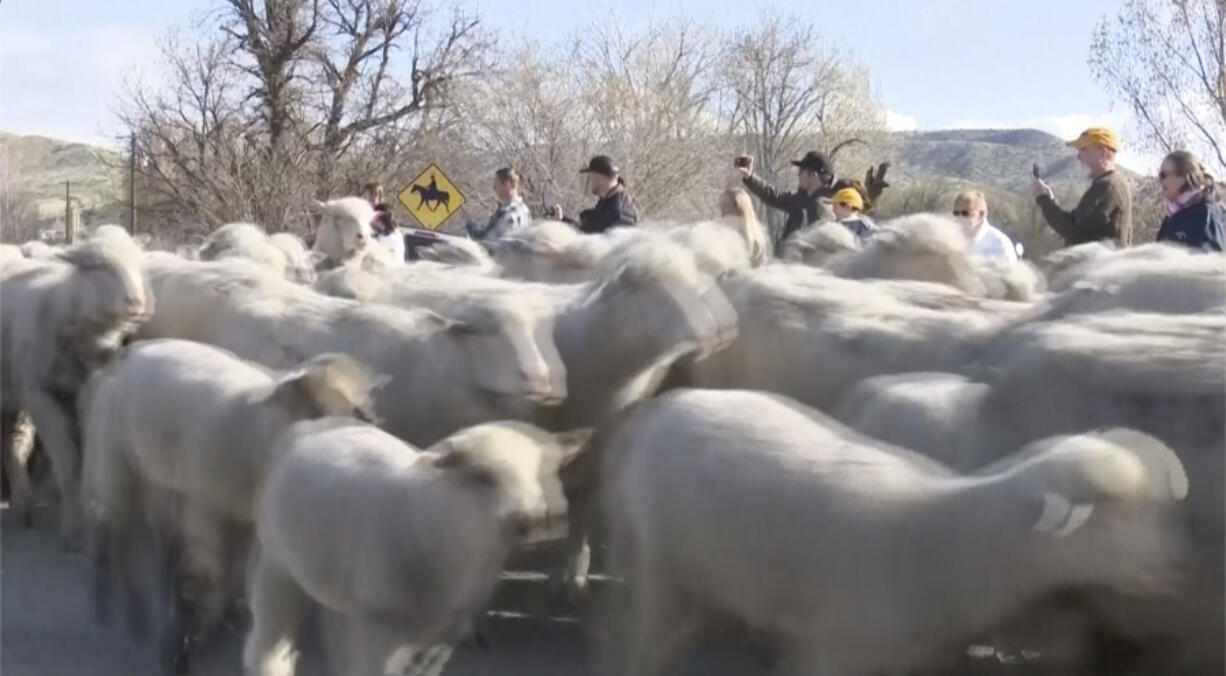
[162,507,230,673]
[22,389,84,544]
[553,487,594,608]
[243,552,307,676]
[1,410,37,527]
[618,574,702,676]
[338,615,456,676]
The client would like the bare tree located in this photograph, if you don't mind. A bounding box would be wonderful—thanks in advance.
[721,15,888,232]
[308,0,489,194]
[722,17,886,177]
[0,152,39,243]
[119,0,490,238]
[573,21,723,218]
[1091,0,1226,172]
[455,22,723,221]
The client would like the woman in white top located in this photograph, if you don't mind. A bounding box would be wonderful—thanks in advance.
[953,190,1018,262]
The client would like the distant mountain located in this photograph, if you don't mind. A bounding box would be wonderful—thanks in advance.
[0,132,124,225]
[887,128,1142,193]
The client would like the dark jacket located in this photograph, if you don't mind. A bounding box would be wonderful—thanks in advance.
[1036,170,1133,247]
[742,174,834,254]
[1156,198,1224,252]
[571,184,638,234]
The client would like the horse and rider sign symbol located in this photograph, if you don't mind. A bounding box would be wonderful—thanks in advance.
[397,163,466,231]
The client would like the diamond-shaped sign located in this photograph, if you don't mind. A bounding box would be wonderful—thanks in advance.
[397,163,467,231]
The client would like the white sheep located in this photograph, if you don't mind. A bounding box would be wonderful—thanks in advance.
[198,222,323,285]
[600,388,1188,676]
[1,235,151,538]
[0,243,24,266]
[244,419,588,676]
[675,265,1027,412]
[267,232,321,284]
[779,221,862,266]
[315,237,738,431]
[488,220,620,283]
[311,197,380,270]
[19,239,56,259]
[832,372,991,471]
[834,312,1225,673]
[80,339,381,672]
[138,257,567,447]
[415,234,497,269]
[1035,243,1226,318]
[829,213,990,296]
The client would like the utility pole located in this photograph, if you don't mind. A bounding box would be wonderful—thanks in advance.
[64,181,76,243]
[128,134,137,234]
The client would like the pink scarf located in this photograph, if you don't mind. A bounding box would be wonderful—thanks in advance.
[1165,188,1202,216]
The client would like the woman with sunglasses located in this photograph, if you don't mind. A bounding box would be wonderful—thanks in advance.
[1156,150,1224,252]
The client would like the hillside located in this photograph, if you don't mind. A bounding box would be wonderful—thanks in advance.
[0,132,124,223]
[887,128,1142,193]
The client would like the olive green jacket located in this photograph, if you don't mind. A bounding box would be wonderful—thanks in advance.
[1036,170,1133,246]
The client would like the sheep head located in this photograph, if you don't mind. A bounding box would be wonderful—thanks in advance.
[269,352,388,424]
[428,422,592,543]
[437,299,567,407]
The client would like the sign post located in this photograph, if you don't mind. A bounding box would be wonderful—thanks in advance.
[397,163,467,231]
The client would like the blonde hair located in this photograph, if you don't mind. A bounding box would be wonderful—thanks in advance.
[364,182,385,204]
[720,189,769,265]
[954,190,987,214]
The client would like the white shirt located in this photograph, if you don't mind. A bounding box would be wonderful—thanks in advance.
[374,228,405,262]
[970,221,1018,262]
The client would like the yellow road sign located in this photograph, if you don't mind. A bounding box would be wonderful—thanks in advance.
[397,163,466,231]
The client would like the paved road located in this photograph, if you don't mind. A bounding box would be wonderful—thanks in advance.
[3,503,1067,676]
[1,504,769,676]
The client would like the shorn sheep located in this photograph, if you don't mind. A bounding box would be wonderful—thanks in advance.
[198,223,290,276]
[80,339,382,674]
[1034,242,1226,318]
[0,243,24,266]
[19,239,56,259]
[779,221,861,266]
[672,265,1026,412]
[310,197,382,270]
[316,237,739,430]
[267,232,321,284]
[244,419,589,676]
[0,234,151,536]
[834,311,1226,673]
[599,388,1189,676]
[139,257,567,447]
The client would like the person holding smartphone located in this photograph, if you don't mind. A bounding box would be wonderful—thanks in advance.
[736,151,835,256]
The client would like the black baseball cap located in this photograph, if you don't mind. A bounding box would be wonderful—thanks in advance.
[579,155,619,177]
[791,151,833,175]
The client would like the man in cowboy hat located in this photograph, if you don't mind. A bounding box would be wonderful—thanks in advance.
[737,150,839,255]
[1032,126,1133,247]
[556,154,639,234]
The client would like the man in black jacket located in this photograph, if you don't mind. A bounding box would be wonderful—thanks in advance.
[738,150,836,254]
[559,155,638,233]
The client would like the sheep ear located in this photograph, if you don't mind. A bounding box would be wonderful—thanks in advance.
[555,428,594,467]
[314,200,327,211]
[135,233,153,248]
[307,250,330,267]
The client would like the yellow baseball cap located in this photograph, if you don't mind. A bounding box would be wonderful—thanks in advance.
[832,188,864,211]
[1067,126,1121,152]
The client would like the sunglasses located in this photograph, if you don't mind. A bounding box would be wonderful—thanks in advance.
[952,210,978,217]
[1158,170,1180,180]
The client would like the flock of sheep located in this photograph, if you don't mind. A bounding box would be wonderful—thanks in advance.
[0,196,1221,676]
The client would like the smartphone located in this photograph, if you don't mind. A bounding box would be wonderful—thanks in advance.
[1032,162,1041,179]
[734,156,751,169]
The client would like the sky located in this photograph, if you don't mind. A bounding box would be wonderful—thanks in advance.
[0,0,1156,172]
